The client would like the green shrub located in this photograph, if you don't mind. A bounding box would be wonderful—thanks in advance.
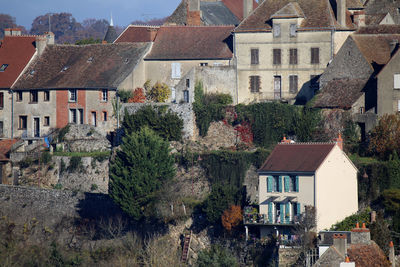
[58,125,70,142]
[330,208,371,231]
[118,90,133,103]
[40,151,52,165]
[19,157,33,169]
[68,156,83,172]
[196,244,238,267]
[60,159,66,174]
[53,183,62,190]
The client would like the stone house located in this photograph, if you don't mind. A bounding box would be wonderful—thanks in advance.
[249,138,358,238]
[0,139,19,184]
[0,29,54,138]
[233,0,360,104]
[11,42,151,138]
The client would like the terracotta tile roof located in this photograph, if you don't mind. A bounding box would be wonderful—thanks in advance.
[114,25,159,43]
[0,36,36,89]
[235,0,355,32]
[347,242,391,267]
[145,26,234,60]
[221,0,258,21]
[352,34,400,66]
[312,78,367,109]
[356,25,400,34]
[0,139,18,161]
[258,143,335,173]
[13,43,151,90]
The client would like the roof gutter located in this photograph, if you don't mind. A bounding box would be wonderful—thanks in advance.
[257,171,315,176]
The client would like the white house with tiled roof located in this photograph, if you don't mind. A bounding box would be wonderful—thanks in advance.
[248,136,358,238]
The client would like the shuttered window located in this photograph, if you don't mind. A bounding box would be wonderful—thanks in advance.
[251,48,259,65]
[311,47,320,64]
[267,176,273,192]
[250,76,260,92]
[289,75,298,93]
[289,48,297,65]
[273,49,281,65]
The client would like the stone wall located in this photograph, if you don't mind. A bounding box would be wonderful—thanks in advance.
[62,124,111,152]
[122,103,196,140]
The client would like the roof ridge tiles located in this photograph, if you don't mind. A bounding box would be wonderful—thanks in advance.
[128,24,160,28]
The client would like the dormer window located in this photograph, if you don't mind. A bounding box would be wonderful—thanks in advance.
[0,64,8,72]
[273,24,281,37]
[290,24,297,37]
[87,57,93,63]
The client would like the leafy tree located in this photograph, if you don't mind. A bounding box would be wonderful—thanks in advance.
[122,105,183,141]
[148,82,171,103]
[369,114,400,159]
[0,14,27,39]
[382,189,400,214]
[294,206,317,265]
[118,90,133,103]
[196,245,238,267]
[109,127,175,221]
[75,37,101,45]
[202,184,236,224]
[221,205,242,232]
[370,211,391,255]
[330,208,371,231]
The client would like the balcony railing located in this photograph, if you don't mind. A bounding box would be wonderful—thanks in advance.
[243,213,301,225]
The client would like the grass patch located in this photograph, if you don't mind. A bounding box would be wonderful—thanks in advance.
[53,151,110,158]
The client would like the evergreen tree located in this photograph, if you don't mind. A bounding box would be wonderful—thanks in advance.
[109,127,175,221]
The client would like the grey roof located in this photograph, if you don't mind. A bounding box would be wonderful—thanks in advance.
[104,26,118,43]
[200,2,239,25]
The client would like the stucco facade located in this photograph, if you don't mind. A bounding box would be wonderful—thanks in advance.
[0,90,12,138]
[256,144,358,237]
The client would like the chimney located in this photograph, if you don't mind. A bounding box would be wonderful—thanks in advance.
[350,223,371,244]
[340,257,355,267]
[281,136,294,144]
[187,0,201,26]
[4,28,22,36]
[389,241,395,267]
[333,233,348,257]
[337,0,347,27]
[353,11,366,27]
[334,133,343,150]
[35,32,55,56]
[243,0,253,20]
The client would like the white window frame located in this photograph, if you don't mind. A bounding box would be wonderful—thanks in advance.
[69,89,77,102]
[394,74,400,89]
[171,63,181,79]
[69,109,77,124]
[102,89,108,102]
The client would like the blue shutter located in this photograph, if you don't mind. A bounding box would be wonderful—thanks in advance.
[280,203,284,223]
[278,176,283,192]
[268,202,273,223]
[295,176,299,192]
[297,203,301,215]
[267,176,273,192]
[285,202,290,223]
[284,176,290,192]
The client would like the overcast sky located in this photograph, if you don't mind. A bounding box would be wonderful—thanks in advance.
[2,0,182,29]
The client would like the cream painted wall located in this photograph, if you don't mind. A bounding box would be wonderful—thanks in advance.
[315,145,358,231]
[118,59,147,91]
[235,24,332,104]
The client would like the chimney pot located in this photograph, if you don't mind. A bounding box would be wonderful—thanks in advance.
[356,222,359,228]
[334,133,343,150]
[362,222,366,229]
[389,241,395,267]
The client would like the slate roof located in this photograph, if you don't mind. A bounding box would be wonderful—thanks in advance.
[0,139,18,161]
[235,0,355,32]
[347,242,391,267]
[258,143,335,173]
[144,26,234,60]
[13,43,151,90]
[165,0,258,25]
[312,79,367,109]
[270,2,305,19]
[0,36,37,89]
[200,1,239,25]
[114,25,159,43]
[103,25,118,43]
[356,25,400,34]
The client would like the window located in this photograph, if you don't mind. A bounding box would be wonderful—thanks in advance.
[69,89,77,102]
[91,111,97,127]
[102,89,108,102]
[273,24,281,37]
[284,176,299,192]
[250,76,261,93]
[267,176,282,192]
[289,75,298,93]
[43,91,50,101]
[69,109,77,123]
[251,48,259,65]
[0,121,3,136]
[44,116,50,126]
[79,109,84,124]
[290,24,297,37]
[273,49,281,65]
[200,63,208,66]
[30,91,38,103]
[103,111,107,121]
[0,92,3,109]
[0,64,8,72]
[184,90,189,103]
[16,91,23,102]
[186,79,190,88]
[398,100,400,112]
[289,48,298,65]
[394,74,400,89]
[171,62,181,78]
[19,116,27,129]
[311,47,320,64]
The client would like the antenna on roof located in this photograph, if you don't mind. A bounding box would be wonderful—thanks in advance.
[110,12,114,27]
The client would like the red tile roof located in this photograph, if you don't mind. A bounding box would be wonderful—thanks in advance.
[145,26,234,60]
[0,36,36,89]
[347,242,391,267]
[236,0,355,32]
[259,143,335,173]
[221,0,258,21]
[114,25,159,43]
[0,139,18,161]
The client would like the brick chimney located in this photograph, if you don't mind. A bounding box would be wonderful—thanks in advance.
[281,136,294,144]
[337,0,347,27]
[350,223,371,244]
[35,32,55,56]
[4,28,22,36]
[187,0,201,26]
[333,233,348,257]
[334,133,343,150]
[243,0,253,20]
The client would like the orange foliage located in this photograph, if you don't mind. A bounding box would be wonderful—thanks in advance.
[221,205,242,232]
[369,114,400,159]
[128,88,146,103]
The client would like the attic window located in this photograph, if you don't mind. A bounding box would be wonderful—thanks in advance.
[61,66,69,72]
[87,57,93,62]
[0,64,8,72]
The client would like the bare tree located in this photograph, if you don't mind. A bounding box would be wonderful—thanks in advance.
[293,206,317,266]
